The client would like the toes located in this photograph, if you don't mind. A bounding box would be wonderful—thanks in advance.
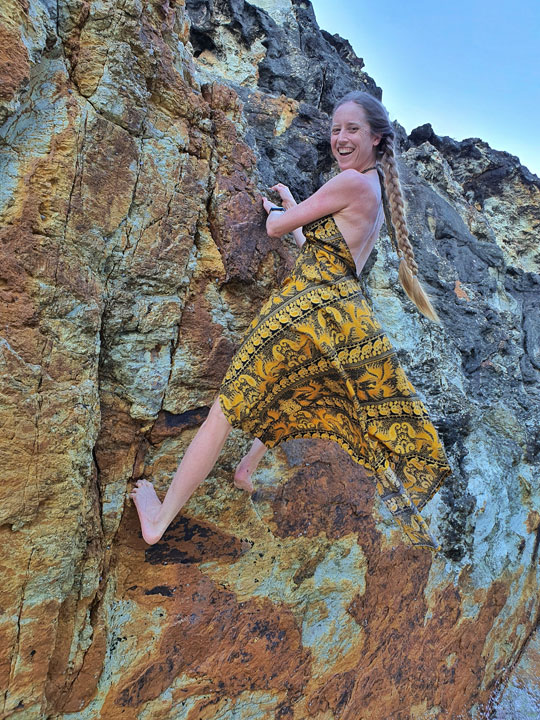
[129,479,155,499]
[136,478,152,487]
[134,478,152,488]
[234,477,254,493]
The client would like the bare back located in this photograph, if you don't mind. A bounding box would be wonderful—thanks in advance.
[332,169,383,274]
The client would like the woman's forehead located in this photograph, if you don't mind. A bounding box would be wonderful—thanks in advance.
[331,102,368,125]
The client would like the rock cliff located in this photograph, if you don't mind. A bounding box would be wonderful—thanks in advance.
[1,1,539,718]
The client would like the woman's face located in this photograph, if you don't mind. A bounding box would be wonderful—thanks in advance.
[330,101,381,171]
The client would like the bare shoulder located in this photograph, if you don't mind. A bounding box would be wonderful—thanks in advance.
[330,169,378,198]
[336,170,380,214]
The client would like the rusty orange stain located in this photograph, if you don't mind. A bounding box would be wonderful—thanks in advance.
[526,510,540,533]
[454,279,471,300]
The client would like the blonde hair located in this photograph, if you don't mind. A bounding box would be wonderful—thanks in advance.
[333,91,441,324]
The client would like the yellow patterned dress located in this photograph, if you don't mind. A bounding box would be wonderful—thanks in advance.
[218,215,452,551]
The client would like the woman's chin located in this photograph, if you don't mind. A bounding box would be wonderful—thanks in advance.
[337,158,353,171]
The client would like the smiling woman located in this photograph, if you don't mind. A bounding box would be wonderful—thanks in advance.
[130,90,452,553]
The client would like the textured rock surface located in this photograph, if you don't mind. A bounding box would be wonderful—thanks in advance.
[492,629,540,719]
[1,1,539,718]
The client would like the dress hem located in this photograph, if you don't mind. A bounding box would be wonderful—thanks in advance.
[216,399,450,554]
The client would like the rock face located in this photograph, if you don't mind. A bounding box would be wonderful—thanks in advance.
[1,1,539,718]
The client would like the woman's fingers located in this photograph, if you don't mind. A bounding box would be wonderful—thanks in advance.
[270,183,296,206]
[271,184,291,197]
[262,196,273,214]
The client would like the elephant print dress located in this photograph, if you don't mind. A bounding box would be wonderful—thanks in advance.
[218,214,452,551]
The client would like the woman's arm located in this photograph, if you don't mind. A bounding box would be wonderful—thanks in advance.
[263,169,374,239]
[291,227,306,249]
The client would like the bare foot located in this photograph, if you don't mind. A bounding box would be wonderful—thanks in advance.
[129,479,165,545]
[233,458,255,494]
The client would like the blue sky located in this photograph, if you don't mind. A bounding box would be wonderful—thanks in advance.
[310,0,540,177]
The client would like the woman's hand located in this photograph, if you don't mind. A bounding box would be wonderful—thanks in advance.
[270,183,297,210]
[262,183,297,215]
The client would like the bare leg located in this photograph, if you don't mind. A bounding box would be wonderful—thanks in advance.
[234,437,267,494]
[129,399,232,544]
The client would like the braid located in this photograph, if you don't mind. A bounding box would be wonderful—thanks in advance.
[332,90,442,324]
[377,136,441,324]
[379,140,417,272]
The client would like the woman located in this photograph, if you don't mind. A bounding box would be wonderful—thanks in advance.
[130,91,452,551]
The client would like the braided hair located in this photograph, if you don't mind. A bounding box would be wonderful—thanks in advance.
[333,91,441,324]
